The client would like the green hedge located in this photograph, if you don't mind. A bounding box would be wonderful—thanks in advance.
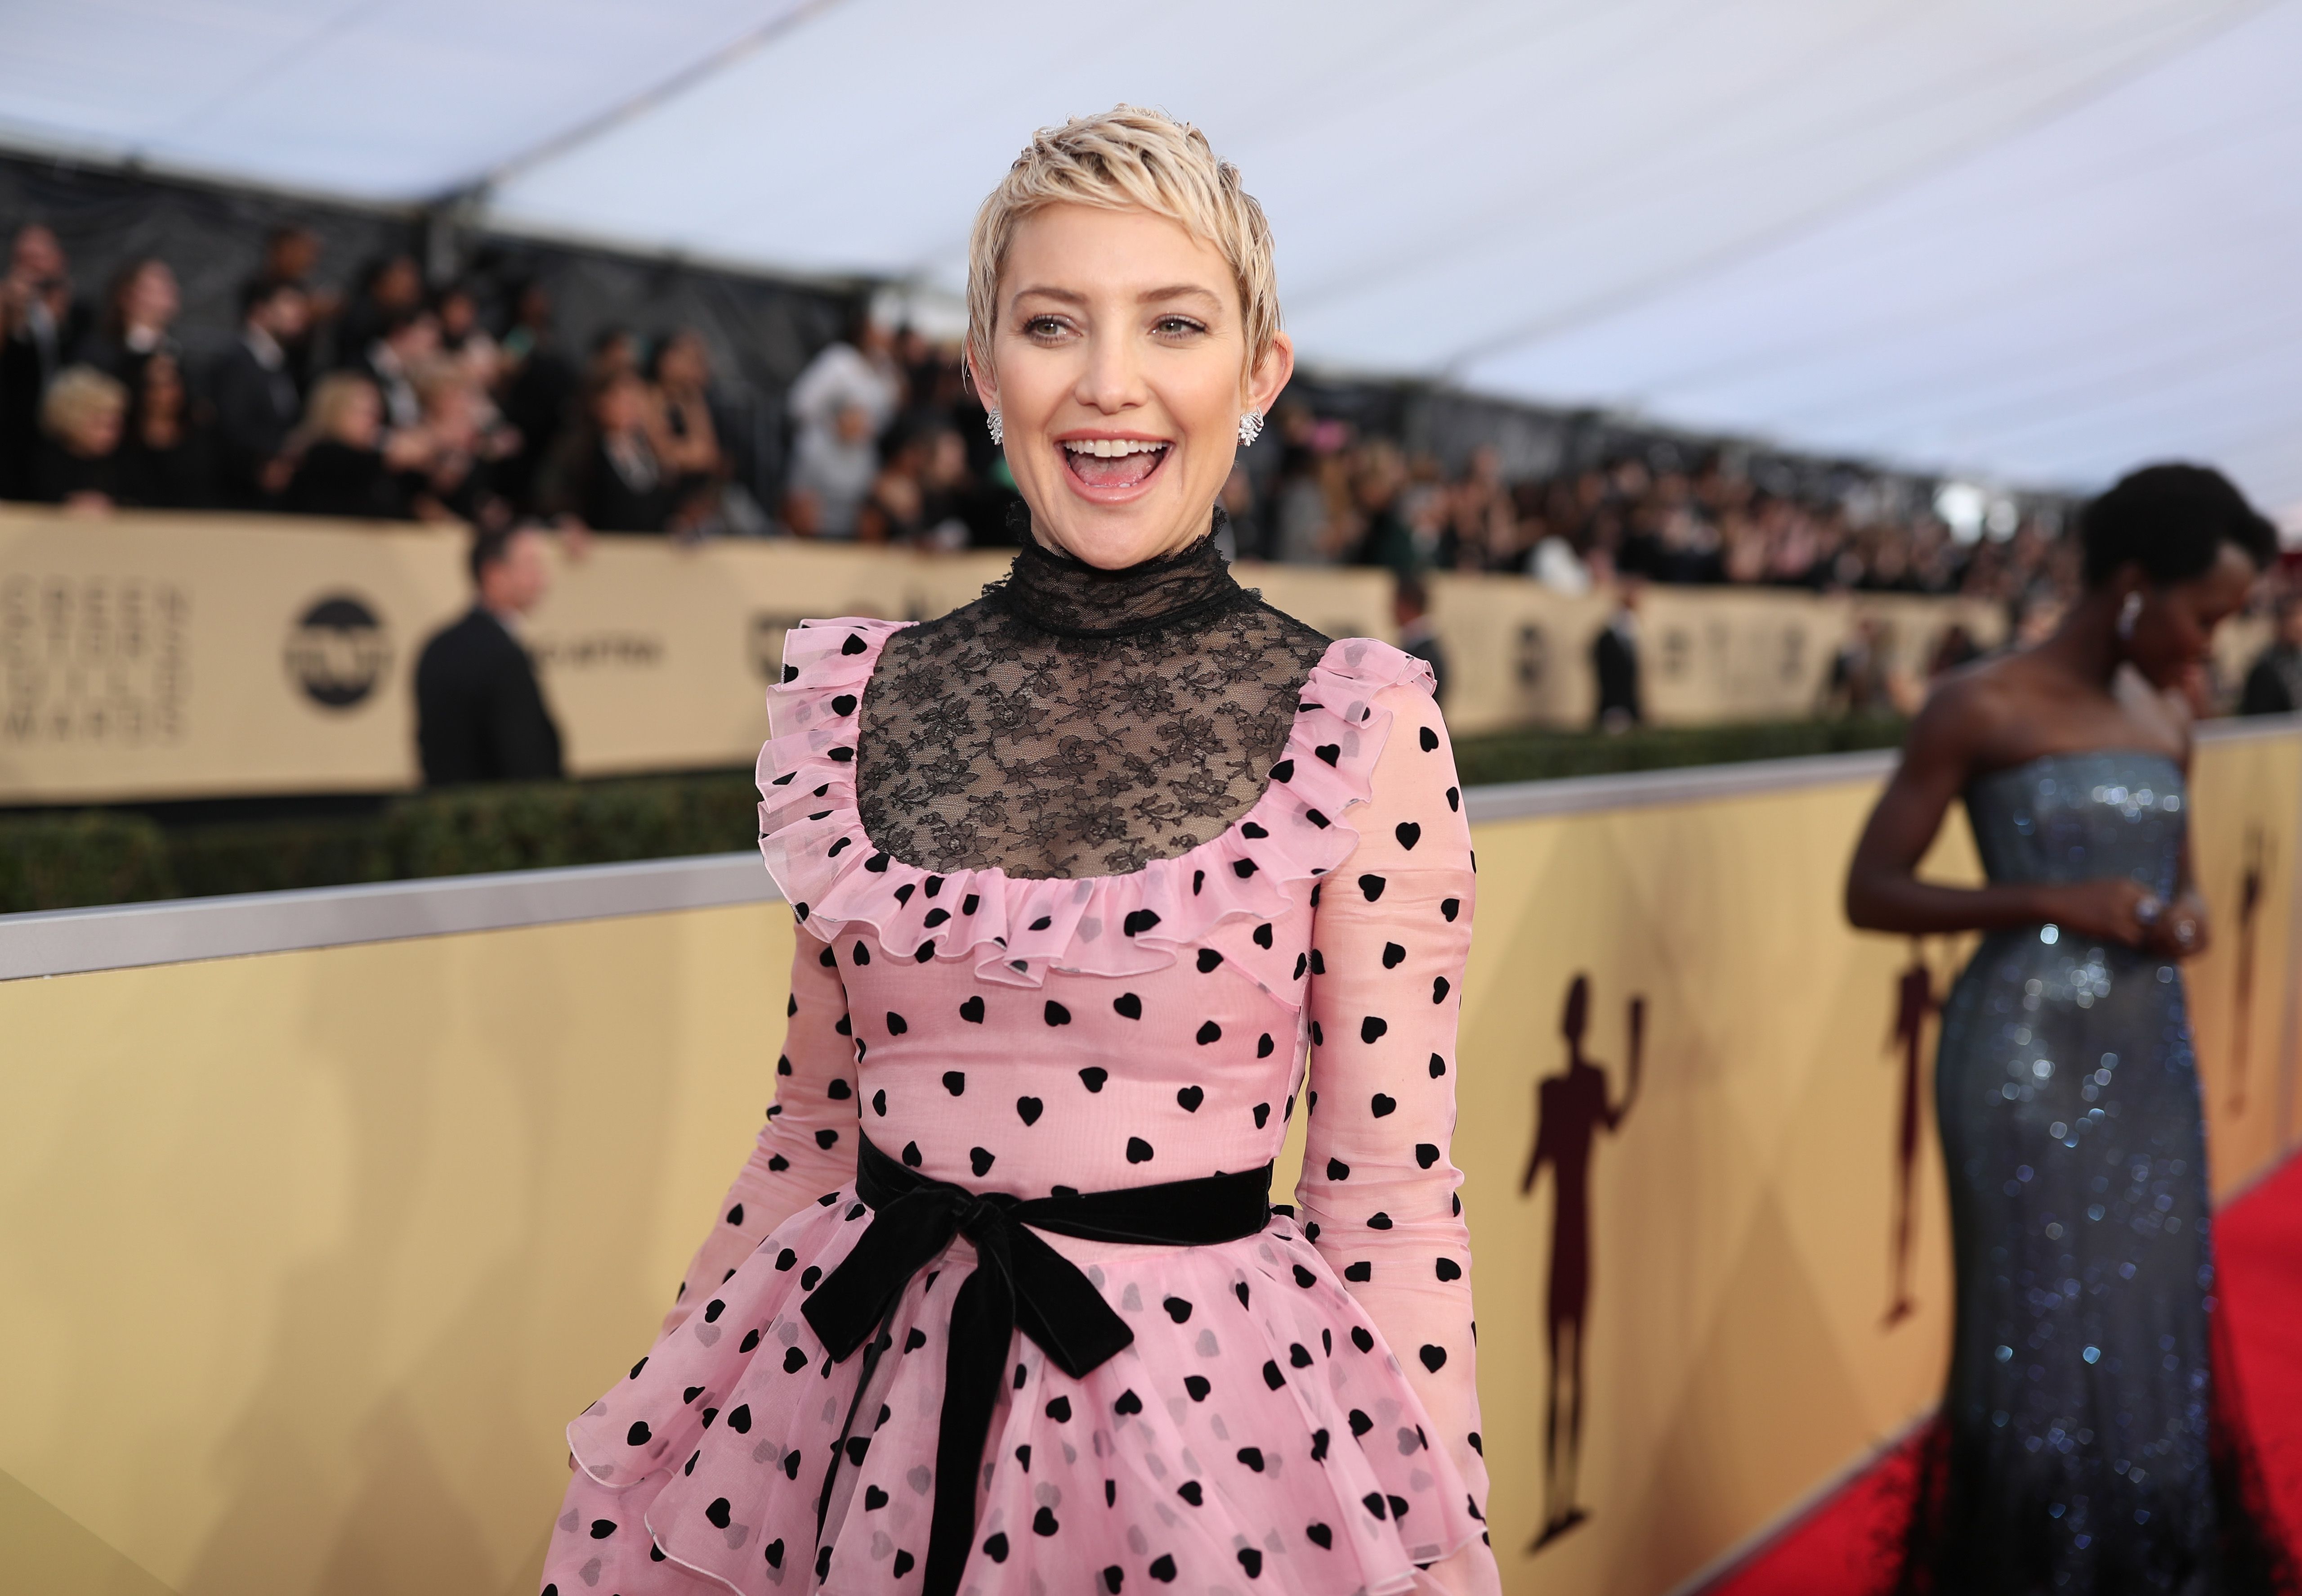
[1449,715,1906,787]
[0,718,1906,915]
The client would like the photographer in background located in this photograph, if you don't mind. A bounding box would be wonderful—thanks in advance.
[1,224,90,501]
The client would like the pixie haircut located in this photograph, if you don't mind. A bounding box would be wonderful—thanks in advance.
[2080,463,2276,588]
[966,105,1279,385]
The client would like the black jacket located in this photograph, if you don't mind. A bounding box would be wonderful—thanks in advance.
[1593,619,1641,724]
[286,441,408,520]
[209,337,304,505]
[2241,645,2302,717]
[414,608,563,785]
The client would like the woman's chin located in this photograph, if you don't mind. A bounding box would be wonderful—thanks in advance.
[1028,480,1209,568]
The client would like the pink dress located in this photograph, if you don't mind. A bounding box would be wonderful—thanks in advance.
[543,618,1497,1596]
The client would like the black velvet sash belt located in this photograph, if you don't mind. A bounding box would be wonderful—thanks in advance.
[801,1131,1273,1596]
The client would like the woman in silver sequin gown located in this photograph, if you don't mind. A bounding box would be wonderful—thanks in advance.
[1847,465,2291,1595]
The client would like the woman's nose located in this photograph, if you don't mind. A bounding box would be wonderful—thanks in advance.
[1077,331,1144,414]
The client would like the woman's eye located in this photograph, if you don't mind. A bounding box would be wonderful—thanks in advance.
[1024,316,1070,338]
[1154,317,1207,337]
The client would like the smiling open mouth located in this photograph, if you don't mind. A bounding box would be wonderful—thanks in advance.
[1063,437,1170,489]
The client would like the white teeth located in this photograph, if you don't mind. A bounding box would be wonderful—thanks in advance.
[1064,438,1167,457]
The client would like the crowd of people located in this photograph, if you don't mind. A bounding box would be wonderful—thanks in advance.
[2,216,2087,601]
[1228,419,2079,614]
[0,219,1020,546]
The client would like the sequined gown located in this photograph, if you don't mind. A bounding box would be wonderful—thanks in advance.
[539,528,1500,1596]
[1913,751,2276,1595]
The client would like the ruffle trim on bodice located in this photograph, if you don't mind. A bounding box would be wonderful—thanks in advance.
[756,621,1432,1010]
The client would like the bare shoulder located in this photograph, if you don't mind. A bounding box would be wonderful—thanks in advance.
[1903,653,2030,773]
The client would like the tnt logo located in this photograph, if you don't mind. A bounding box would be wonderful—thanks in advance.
[284,594,391,710]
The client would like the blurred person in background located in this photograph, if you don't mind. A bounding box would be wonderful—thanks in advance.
[1927,621,1982,678]
[495,280,578,511]
[1268,405,1332,564]
[285,371,421,519]
[77,257,180,402]
[36,364,131,511]
[1351,437,1415,575]
[855,422,930,545]
[432,281,492,359]
[1529,520,1592,594]
[586,325,642,386]
[1,223,89,501]
[647,327,747,533]
[1395,572,1448,705]
[786,308,899,541]
[121,350,213,509]
[1822,613,1899,719]
[260,224,337,379]
[405,359,512,529]
[913,425,975,550]
[787,397,878,538]
[1846,463,2287,1596]
[211,277,310,507]
[2239,590,2302,715]
[540,368,678,534]
[356,305,439,431]
[788,307,900,448]
[336,252,422,362]
[2011,589,2067,650]
[415,523,562,786]
[1593,577,1643,731]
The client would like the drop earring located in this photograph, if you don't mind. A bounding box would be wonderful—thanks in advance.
[2117,590,2143,641]
[986,408,1003,447]
[1238,408,1264,447]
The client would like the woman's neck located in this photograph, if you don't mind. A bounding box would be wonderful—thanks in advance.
[2038,590,2127,693]
[1000,508,1243,639]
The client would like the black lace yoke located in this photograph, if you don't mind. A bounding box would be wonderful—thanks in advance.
[856,517,1332,879]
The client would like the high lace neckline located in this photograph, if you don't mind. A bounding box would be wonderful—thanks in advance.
[993,509,1247,639]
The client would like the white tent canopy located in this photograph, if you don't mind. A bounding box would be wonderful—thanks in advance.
[4,0,2298,509]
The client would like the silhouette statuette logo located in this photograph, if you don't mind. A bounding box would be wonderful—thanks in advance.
[1521,974,1645,1552]
[1885,940,1940,1327]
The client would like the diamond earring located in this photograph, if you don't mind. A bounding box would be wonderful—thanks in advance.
[986,408,1003,447]
[2116,590,2143,641]
[1238,408,1264,447]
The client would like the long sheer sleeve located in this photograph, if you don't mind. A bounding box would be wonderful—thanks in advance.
[1298,680,1498,1596]
[660,925,858,1334]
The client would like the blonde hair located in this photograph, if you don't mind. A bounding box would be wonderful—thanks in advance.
[40,365,126,440]
[296,371,381,448]
[966,105,1279,386]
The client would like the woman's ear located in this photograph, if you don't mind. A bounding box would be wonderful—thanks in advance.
[966,342,1000,416]
[1245,330,1295,417]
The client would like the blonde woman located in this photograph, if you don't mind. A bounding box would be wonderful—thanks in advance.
[37,363,130,510]
[542,108,1498,1596]
[285,371,428,520]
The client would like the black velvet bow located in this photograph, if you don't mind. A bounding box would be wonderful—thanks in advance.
[802,1132,1271,1596]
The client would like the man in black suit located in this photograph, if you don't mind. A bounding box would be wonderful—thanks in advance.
[415,526,563,784]
[210,277,310,507]
[2240,593,2302,715]
[1592,577,1643,732]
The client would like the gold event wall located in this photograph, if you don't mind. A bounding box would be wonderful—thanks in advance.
[4,507,2037,800]
[4,726,2296,1596]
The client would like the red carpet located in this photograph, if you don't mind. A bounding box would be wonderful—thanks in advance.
[1705,1153,2302,1595]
